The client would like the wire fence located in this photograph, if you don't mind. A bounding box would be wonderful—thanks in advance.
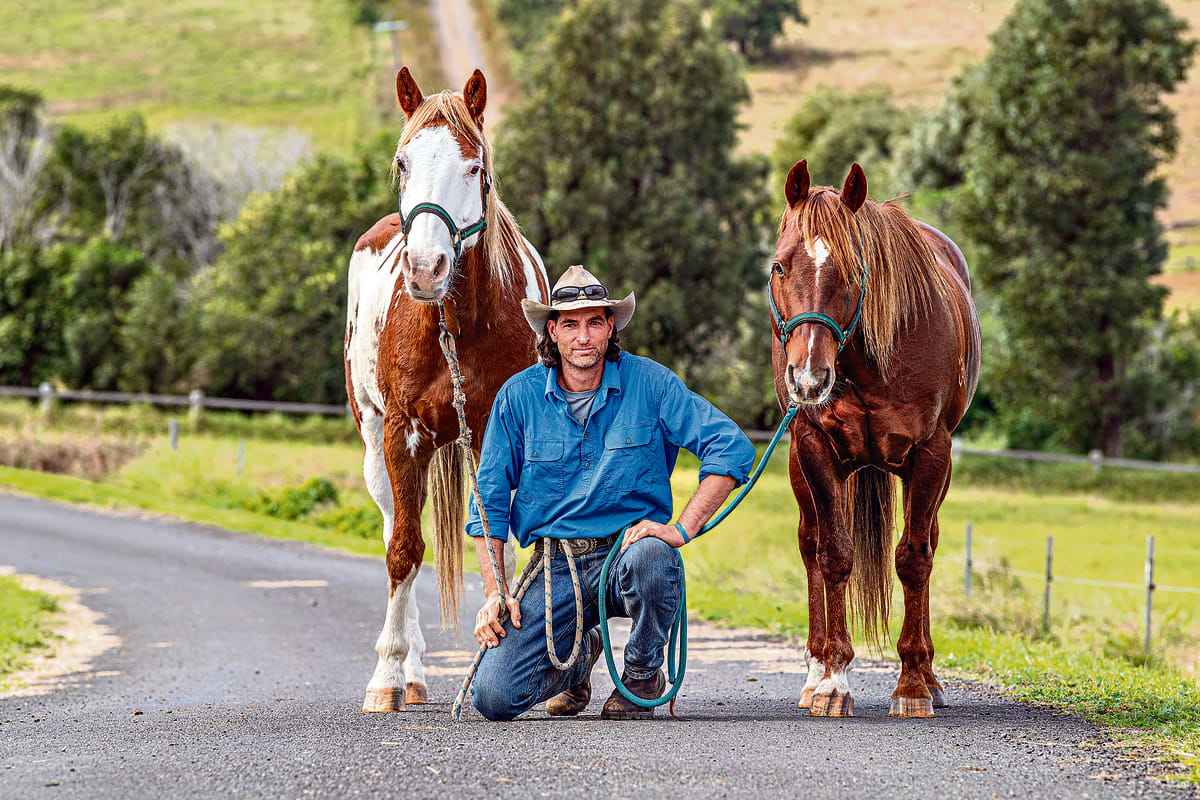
[947,522,1200,658]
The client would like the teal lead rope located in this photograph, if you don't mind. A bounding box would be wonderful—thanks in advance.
[596,403,799,713]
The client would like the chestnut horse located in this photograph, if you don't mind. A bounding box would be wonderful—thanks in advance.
[345,68,549,712]
[769,160,980,718]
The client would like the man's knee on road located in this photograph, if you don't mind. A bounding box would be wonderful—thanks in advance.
[472,656,526,722]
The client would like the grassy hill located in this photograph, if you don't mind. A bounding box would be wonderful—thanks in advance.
[0,0,442,151]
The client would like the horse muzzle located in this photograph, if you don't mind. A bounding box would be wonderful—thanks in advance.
[786,364,833,406]
[401,248,451,302]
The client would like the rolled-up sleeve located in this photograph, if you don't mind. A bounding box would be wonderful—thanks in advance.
[465,388,522,541]
[657,371,755,486]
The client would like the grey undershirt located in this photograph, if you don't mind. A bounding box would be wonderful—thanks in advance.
[561,386,599,426]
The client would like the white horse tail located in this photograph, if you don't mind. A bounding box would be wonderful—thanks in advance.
[428,443,466,630]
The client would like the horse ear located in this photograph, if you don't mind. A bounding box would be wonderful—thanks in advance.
[463,69,487,125]
[784,159,810,208]
[396,67,423,118]
[841,163,867,213]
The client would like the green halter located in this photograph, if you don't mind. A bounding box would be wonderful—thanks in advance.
[768,220,869,352]
[398,167,491,270]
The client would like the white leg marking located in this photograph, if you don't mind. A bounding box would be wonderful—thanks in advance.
[405,419,421,457]
[360,409,394,546]
[367,565,419,695]
[802,652,826,695]
[402,580,426,688]
[503,536,517,594]
[814,661,853,697]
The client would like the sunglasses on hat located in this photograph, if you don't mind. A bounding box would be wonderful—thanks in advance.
[551,284,609,304]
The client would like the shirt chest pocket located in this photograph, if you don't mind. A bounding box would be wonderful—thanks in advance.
[521,438,565,495]
[602,424,659,493]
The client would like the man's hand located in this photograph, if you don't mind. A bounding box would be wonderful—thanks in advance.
[621,519,688,551]
[473,590,522,648]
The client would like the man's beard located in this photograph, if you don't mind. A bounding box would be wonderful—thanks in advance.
[561,346,604,371]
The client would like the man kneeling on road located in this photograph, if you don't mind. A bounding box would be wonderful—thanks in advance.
[467,265,755,721]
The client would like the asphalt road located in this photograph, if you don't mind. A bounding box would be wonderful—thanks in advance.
[0,492,1192,799]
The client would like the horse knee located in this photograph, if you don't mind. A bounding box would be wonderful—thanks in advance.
[817,540,853,586]
[894,538,933,587]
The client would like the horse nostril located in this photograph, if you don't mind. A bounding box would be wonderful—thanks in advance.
[399,250,412,275]
[785,364,796,390]
[410,281,421,293]
[820,367,833,392]
[434,253,447,276]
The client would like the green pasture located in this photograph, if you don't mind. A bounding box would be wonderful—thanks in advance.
[0,575,60,687]
[0,0,441,151]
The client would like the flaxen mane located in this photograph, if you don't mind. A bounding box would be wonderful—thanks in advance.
[782,188,955,372]
[393,90,528,289]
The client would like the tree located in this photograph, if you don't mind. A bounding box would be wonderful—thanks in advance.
[495,0,773,397]
[494,0,572,51]
[771,87,912,199]
[0,88,54,255]
[189,136,394,403]
[0,238,188,391]
[957,0,1196,456]
[710,0,806,59]
[45,115,218,268]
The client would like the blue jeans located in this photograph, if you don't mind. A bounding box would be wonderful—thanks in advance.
[472,536,682,721]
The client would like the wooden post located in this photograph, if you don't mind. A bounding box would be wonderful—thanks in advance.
[1145,534,1155,659]
[1043,535,1054,636]
[169,419,179,452]
[965,521,973,598]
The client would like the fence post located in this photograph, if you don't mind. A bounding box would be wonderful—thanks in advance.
[237,439,245,476]
[169,419,179,451]
[1088,449,1103,473]
[1145,534,1155,659]
[1043,535,1054,636]
[965,521,973,598]
[38,382,55,418]
[188,389,205,424]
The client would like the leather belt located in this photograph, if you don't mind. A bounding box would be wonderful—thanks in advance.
[534,532,619,558]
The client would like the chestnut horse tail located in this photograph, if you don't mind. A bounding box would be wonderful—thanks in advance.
[846,466,895,649]
[428,443,466,630]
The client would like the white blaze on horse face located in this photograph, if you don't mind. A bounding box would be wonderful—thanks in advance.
[397,126,486,301]
[791,235,834,405]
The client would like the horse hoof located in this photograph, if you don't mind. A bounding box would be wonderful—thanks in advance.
[928,685,948,708]
[797,687,815,709]
[889,696,935,718]
[405,683,428,705]
[809,692,854,717]
[362,687,404,713]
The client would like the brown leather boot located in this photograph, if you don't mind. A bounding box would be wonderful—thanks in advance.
[545,628,603,716]
[600,668,665,720]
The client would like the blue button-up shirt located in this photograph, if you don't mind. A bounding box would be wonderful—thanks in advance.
[465,352,755,547]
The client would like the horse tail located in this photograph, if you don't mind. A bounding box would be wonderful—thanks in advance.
[428,443,466,631]
[846,466,895,649]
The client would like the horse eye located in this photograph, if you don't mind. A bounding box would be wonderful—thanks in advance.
[772,261,785,276]
[469,165,481,176]
[395,157,408,173]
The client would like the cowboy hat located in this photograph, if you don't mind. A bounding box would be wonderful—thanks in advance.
[521,265,636,333]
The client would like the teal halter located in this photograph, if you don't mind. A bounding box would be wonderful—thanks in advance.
[398,166,491,270]
[768,222,869,352]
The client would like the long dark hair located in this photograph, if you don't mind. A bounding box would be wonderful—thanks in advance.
[536,309,622,368]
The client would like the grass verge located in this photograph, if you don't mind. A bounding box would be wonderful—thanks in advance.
[0,575,60,686]
[936,625,1200,783]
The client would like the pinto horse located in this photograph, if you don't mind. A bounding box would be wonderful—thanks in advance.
[769,160,980,718]
[345,68,549,712]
